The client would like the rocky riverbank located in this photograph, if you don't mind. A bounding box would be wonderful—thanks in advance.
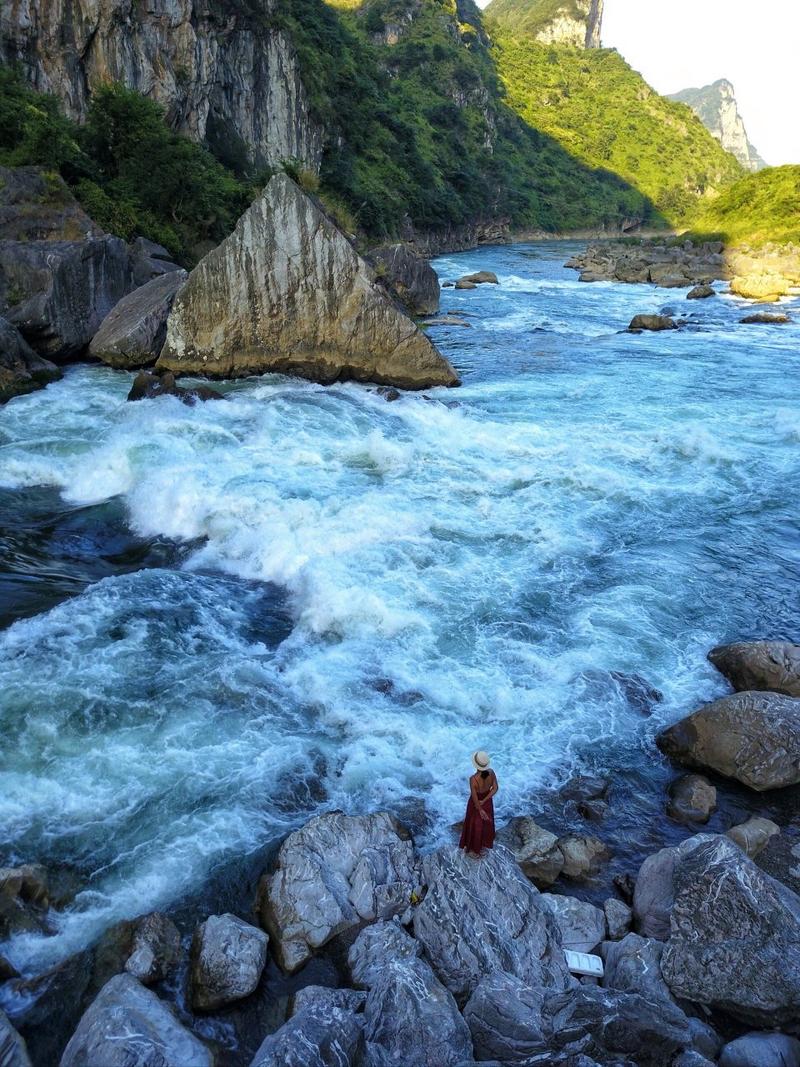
[2,639,800,1066]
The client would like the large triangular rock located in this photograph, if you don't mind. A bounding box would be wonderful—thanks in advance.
[157,174,459,390]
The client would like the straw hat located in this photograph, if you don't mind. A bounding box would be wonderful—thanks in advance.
[472,750,491,771]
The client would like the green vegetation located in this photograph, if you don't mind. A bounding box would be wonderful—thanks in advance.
[0,67,252,263]
[689,165,800,247]
[483,0,591,39]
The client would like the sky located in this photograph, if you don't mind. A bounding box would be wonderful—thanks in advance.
[477,0,799,166]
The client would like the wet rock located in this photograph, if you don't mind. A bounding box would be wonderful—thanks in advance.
[627,314,678,332]
[442,281,454,287]
[719,1031,800,1067]
[613,873,636,905]
[602,933,673,1006]
[656,691,800,790]
[460,271,499,284]
[740,312,791,324]
[675,1054,715,1067]
[0,1010,32,1067]
[557,834,610,880]
[0,864,50,938]
[661,835,800,1026]
[687,1019,723,1061]
[127,369,224,404]
[687,285,716,299]
[250,1000,364,1067]
[89,271,187,369]
[725,816,780,858]
[125,912,181,985]
[368,242,440,315]
[498,817,565,887]
[423,315,472,327]
[633,835,704,940]
[258,811,418,973]
[577,799,609,821]
[560,776,609,802]
[667,774,717,825]
[0,166,101,243]
[347,921,472,1067]
[1,314,61,402]
[0,955,19,980]
[708,640,800,697]
[292,985,366,1015]
[190,913,268,1011]
[0,236,133,361]
[542,894,606,953]
[377,386,401,401]
[603,898,632,940]
[455,279,477,290]
[158,174,459,390]
[463,972,549,1061]
[60,973,212,1067]
[412,845,571,1003]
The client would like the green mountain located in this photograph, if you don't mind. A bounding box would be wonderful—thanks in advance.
[484,0,604,47]
[690,165,800,247]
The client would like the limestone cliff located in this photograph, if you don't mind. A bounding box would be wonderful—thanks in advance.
[669,80,765,172]
[0,0,322,170]
[485,0,604,48]
[158,175,460,390]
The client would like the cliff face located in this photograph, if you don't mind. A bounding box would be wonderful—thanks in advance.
[0,0,322,170]
[669,80,765,173]
[484,0,604,48]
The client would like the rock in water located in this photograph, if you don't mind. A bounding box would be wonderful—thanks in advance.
[90,272,187,368]
[368,243,440,315]
[258,811,418,973]
[708,640,800,697]
[190,913,268,1011]
[660,835,800,1026]
[60,973,213,1067]
[158,174,459,390]
[0,316,61,403]
[740,312,791,324]
[124,912,181,985]
[656,691,800,790]
[127,370,224,404]
[687,285,716,299]
[627,314,678,332]
[0,1010,32,1067]
[412,845,571,1003]
[667,774,717,825]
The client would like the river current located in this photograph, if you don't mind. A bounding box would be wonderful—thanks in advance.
[1,241,798,978]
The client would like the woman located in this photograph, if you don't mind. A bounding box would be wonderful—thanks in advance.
[458,750,498,856]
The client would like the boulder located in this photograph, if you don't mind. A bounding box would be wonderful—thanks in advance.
[0,166,101,242]
[190,913,268,1011]
[708,641,800,697]
[603,899,632,940]
[560,776,609,802]
[661,835,800,1026]
[292,985,366,1015]
[633,836,704,940]
[0,864,50,938]
[541,894,606,953]
[667,774,717,825]
[649,264,691,287]
[499,817,565,887]
[60,973,213,1067]
[127,369,225,404]
[615,259,650,283]
[601,933,673,1006]
[687,285,716,299]
[557,834,610,880]
[0,316,61,403]
[412,845,571,1003]
[258,811,418,973]
[124,912,181,985]
[725,816,780,858]
[730,273,791,300]
[462,972,549,1061]
[89,271,187,369]
[0,236,133,360]
[368,242,440,315]
[158,174,459,390]
[0,1010,32,1067]
[0,955,19,980]
[719,1032,800,1067]
[656,691,800,790]
[347,921,472,1067]
[250,1002,364,1067]
[627,314,678,332]
[454,279,477,290]
[460,271,499,284]
[129,237,183,288]
[741,312,791,324]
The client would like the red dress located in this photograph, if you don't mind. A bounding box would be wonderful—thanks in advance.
[459,777,496,854]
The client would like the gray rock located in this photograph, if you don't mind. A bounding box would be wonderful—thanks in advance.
[649,264,691,287]
[129,238,183,288]
[687,285,716,299]
[0,166,100,242]
[89,271,187,369]
[125,912,181,985]
[726,816,780,858]
[348,921,472,1067]
[259,811,418,973]
[0,1010,32,1067]
[656,691,800,790]
[741,312,791,324]
[0,236,133,361]
[708,641,800,697]
[158,175,459,390]
[369,243,440,315]
[499,817,565,887]
[633,835,704,940]
[0,316,60,403]
[557,834,610,880]
[674,1054,715,1067]
[250,1002,364,1067]
[460,271,499,284]
[602,933,674,1006]
[60,973,212,1067]
[292,985,366,1015]
[661,835,800,1026]
[463,972,549,1061]
[412,845,571,1003]
[560,776,609,802]
[541,894,606,952]
[628,314,678,332]
[603,898,632,940]
[719,1031,800,1067]
[667,774,717,824]
[0,864,50,939]
[687,1017,723,1061]
[127,369,224,404]
[455,279,477,290]
[190,913,268,1011]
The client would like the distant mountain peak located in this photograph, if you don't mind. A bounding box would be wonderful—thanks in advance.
[485,0,604,49]
[668,79,766,172]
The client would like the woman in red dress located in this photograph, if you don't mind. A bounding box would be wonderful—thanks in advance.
[459,750,498,856]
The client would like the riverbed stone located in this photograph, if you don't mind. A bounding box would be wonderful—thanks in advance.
[557,834,610,880]
[708,640,800,697]
[125,912,181,985]
[667,774,717,824]
[60,973,213,1067]
[656,691,800,790]
[412,845,572,1003]
[158,174,458,390]
[0,864,50,938]
[0,316,61,403]
[601,933,673,1006]
[259,811,418,973]
[250,1001,364,1067]
[687,285,716,299]
[460,271,499,284]
[190,913,268,1011]
[603,898,632,940]
[0,1010,32,1067]
[628,314,678,332]
[741,312,791,324]
[127,369,225,404]
[455,279,477,289]
[541,894,606,953]
[719,1031,800,1067]
[292,985,366,1015]
[499,817,565,887]
[89,271,187,369]
[463,972,549,1061]
[726,816,780,858]
[633,835,704,940]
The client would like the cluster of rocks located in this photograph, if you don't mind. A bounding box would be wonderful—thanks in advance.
[1,166,458,404]
[442,270,500,290]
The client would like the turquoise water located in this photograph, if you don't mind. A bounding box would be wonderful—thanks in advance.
[0,241,798,974]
